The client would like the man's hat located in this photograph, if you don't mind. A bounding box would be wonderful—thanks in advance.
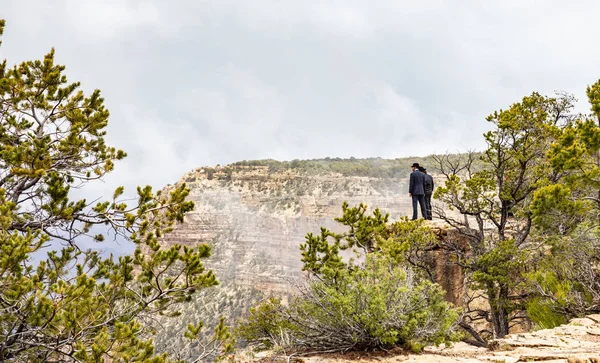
[411,162,420,168]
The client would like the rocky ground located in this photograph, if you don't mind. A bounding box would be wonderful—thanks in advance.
[237,315,600,363]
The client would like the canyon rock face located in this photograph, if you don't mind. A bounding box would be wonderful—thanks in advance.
[153,159,463,356]
[168,165,411,286]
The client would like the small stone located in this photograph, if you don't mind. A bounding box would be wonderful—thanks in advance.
[555,325,589,336]
[476,355,518,363]
[569,318,597,327]
[493,337,560,348]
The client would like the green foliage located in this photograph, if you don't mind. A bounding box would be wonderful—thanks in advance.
[535,81,600,217]
[183,318,235,362]
[525,297,568,330]
[238,204,459,353]
[0,20,230,362]
[300,202,439,280]
[234,297,295,350]
[238,253,460,353]
[525,225,600,325]
[530,184,588,235]
[587,80,600,121]
[472,239,528,287]
[525,79,600,325]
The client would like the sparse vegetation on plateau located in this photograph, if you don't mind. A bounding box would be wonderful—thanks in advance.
[233,155,484,178]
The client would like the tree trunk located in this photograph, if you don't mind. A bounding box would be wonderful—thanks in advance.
[489,284,510,338]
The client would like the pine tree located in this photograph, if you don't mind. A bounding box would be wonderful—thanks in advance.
[0,20,232,362]
[526,79,600,323]
[433,92,576,344]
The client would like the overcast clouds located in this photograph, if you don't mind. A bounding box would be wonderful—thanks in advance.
[2,0,600,195]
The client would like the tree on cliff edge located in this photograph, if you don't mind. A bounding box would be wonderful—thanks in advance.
[0,20,233,362]
[433,91,577,344]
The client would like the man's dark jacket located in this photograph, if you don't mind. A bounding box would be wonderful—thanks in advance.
[424,173,434,195]
[409,170,426,195]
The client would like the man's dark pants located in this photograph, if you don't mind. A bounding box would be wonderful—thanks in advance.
[424,193,433,220]
[412,194,427,220]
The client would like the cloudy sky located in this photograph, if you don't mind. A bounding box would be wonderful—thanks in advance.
[2,0,600,195]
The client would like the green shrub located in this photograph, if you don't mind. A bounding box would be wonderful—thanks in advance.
[237,253,460,353]
[526,297,568,330]
[526,227,600,327]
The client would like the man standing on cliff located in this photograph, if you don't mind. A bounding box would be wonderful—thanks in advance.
[409,163,427,220]
[420,167,434,220]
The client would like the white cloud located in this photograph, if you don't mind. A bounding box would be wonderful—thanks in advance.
[64,0,164,38]
[2,0,600,192]
[149,0,453,38]
[172,64,287,158]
